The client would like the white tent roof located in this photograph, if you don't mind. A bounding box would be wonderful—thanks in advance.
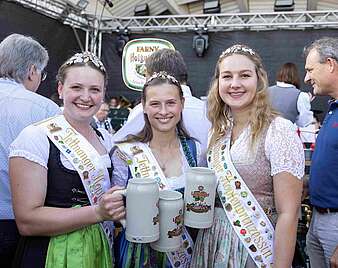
[12,0,338,31]
[68,0,338,17]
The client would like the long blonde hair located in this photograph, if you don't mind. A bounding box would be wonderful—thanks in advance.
[208,44,277,148]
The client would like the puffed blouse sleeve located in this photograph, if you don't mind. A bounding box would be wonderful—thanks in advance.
[9,124,50,169]
[265,117,305,180]
[110,146,130,187]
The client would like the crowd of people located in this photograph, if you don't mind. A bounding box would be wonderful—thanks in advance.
[0,32,337,268]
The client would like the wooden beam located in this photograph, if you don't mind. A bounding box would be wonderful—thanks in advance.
[158,0,190,15]
[307,0,319,10]
[176,0,200,4]
[236,0,249,12]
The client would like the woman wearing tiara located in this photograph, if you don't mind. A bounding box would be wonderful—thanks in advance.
[190,44,304,268]
[112,71,206,267]
[9,52,125,268]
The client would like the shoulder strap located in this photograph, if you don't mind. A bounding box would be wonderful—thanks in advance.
[186,138,197,164]
[179,135,197,167]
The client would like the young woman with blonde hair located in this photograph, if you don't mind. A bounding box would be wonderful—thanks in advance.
[191,44,304,268]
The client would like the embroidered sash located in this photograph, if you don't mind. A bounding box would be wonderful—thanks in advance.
[117,141,194,268]
[208,137,274,268]
[37,115,115,255]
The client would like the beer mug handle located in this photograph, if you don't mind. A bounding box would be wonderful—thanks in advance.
[111,189,127,227]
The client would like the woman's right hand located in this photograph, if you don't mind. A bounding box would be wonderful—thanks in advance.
[94,186,126,222]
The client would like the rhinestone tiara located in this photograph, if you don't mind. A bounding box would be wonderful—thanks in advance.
[65,51,106,73]
[219,44,256,59]
[146,71,179,85]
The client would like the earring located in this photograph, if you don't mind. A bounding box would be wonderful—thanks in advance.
[59,95,63,100]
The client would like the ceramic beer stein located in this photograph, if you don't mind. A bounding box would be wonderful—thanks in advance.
[151,190,184,252]
[115,178,160,243]
[184,167,217,228]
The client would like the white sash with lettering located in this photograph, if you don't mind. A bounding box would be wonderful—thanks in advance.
[37,115,114,256]
[117,142,194,268]
[208,137,274,268]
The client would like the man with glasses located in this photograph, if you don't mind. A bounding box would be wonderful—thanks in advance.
[41,70,47,82]
[0,33,60,267]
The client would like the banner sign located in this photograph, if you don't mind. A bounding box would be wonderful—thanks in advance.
[122,38,175,91]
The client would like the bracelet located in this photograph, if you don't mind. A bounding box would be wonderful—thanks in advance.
[93,205,104,223]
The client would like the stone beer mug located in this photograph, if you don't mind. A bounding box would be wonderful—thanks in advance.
[184,167,218,228]
[114,178,160,243]
[151,190,184,252]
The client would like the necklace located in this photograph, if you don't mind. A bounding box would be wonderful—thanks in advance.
[151,135,197,172]
[156,157,167,171]
[150,146,178,172]
[149,137,180,172]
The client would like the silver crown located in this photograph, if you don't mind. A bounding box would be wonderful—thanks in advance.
[220,44,256,59]
[146,71,179,84]
[65,51,106,73]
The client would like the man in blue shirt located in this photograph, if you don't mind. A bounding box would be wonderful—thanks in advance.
[0,34,60,266]
[304,37,338,268]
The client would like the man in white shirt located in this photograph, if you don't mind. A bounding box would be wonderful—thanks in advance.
[112,49,210,153]
[0,33,60,266]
